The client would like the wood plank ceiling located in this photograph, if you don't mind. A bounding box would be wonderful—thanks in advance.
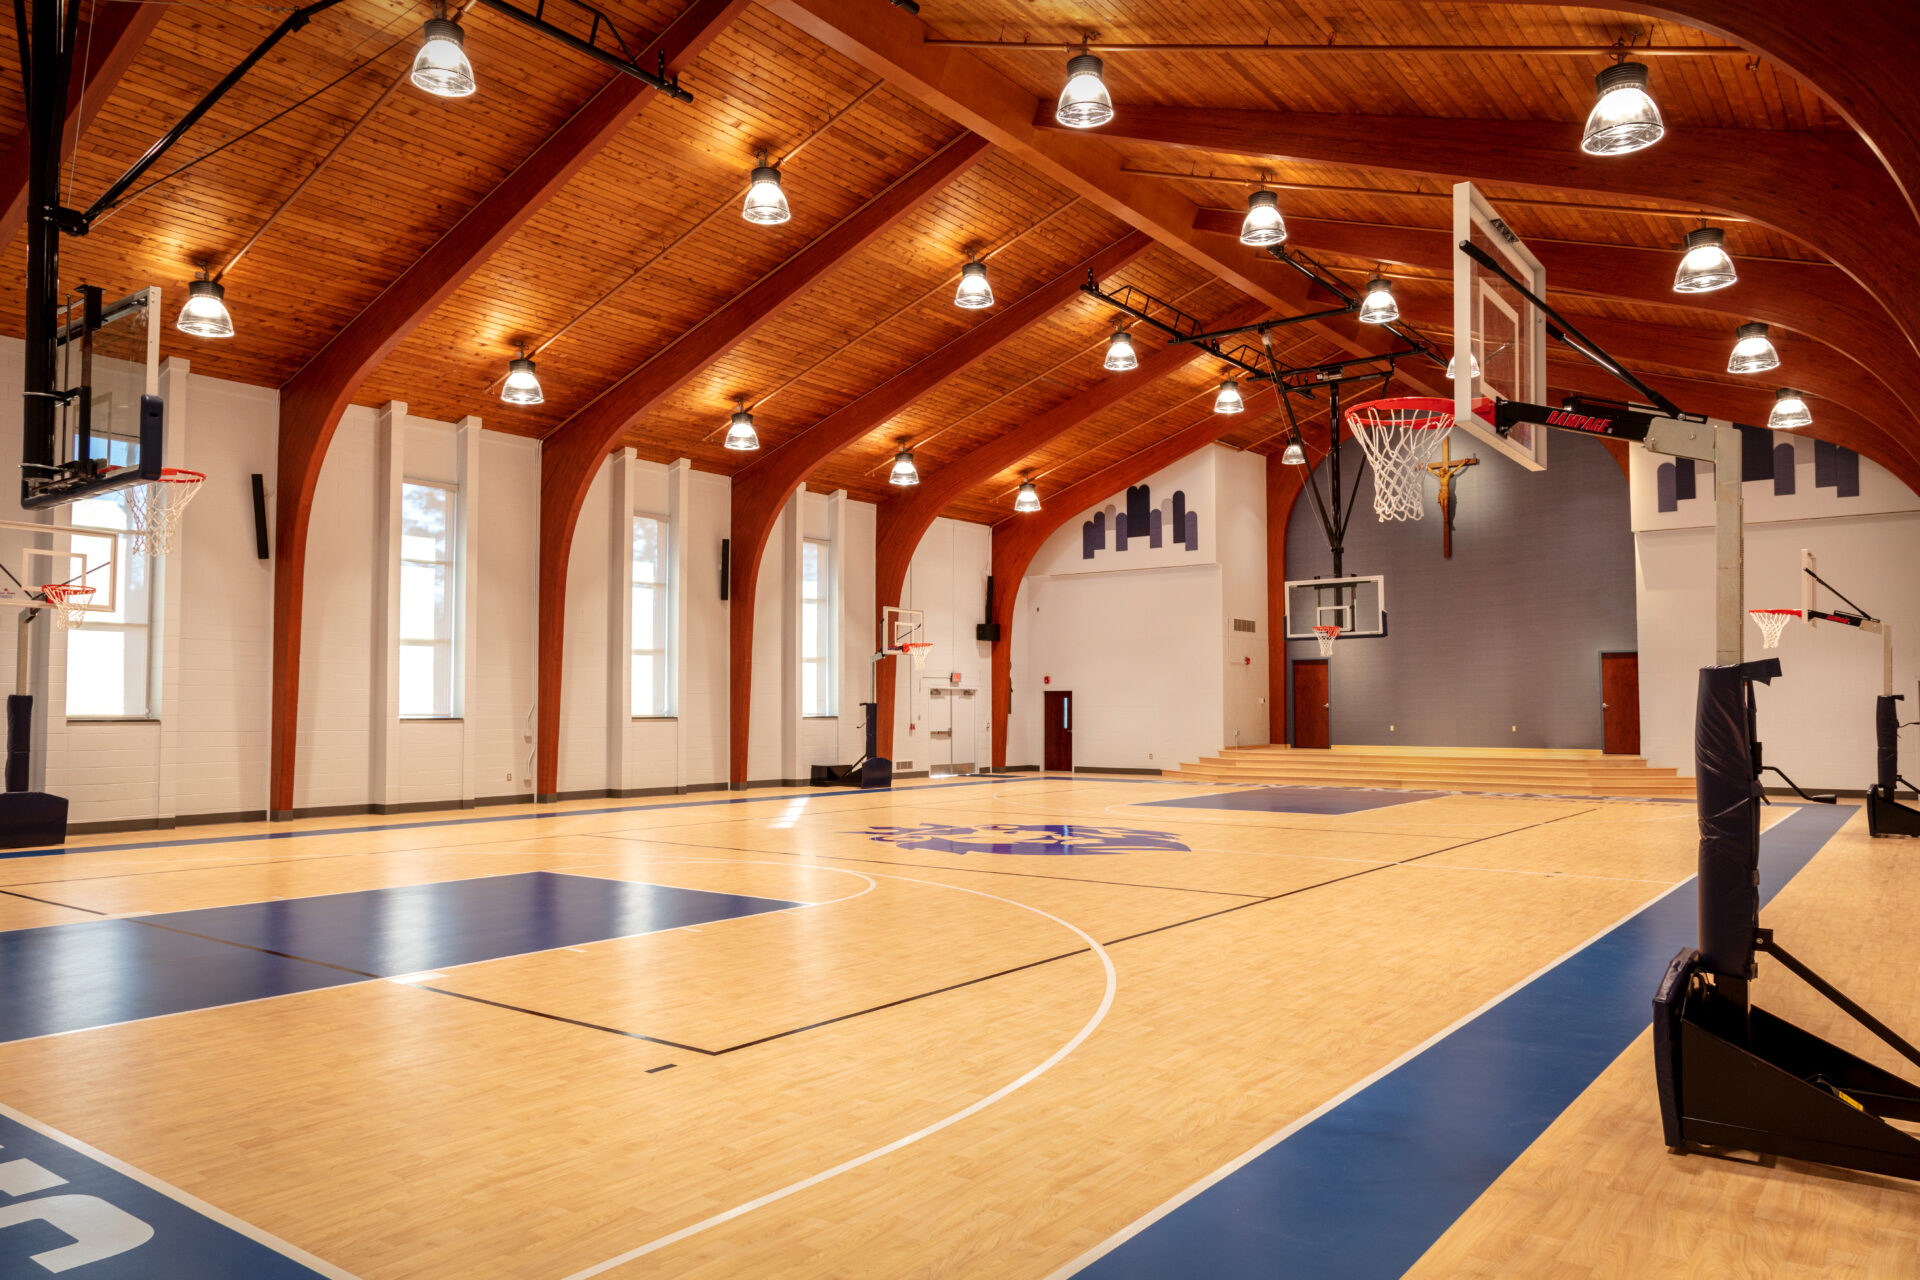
[0,0,1905,521]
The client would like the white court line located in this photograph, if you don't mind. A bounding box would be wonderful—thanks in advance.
[0,1100,361,1279]
[558,871,1118,1279]
[1043,875,1694,1279]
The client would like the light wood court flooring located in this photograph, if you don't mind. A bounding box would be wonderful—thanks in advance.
[0,778,1906,1278]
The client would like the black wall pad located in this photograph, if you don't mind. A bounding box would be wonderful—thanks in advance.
[1694,660,1777,982]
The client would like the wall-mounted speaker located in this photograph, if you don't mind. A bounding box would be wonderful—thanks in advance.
[975,574,999,641]
[719,538,731,601]
[251,473,270,559]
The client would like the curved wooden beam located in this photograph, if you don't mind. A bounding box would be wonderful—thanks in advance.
[1248,214,1920,434]
[268,0,748,815]
[987,394,1282,768]
[1545,359,1920,495]
[1483,0,1920,227]
[757,0,1439,392]
[530,132,990,797]
[1069,104,1920,356]
[724,231,1152,784]
[0,1,165,250]
[871,298,1269,760]
[1390,296,1920,476]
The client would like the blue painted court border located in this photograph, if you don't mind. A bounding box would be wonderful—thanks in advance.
[1077,802,1855,1280]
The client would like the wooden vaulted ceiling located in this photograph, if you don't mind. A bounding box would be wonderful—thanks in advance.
[3,0,1915,518]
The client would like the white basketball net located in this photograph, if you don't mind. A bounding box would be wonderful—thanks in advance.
[41,584,94,631]
[127,468,206,556]
[1345,400,1455,522]
[1312,624,1341,656]
[902,642,933,670]
[1750,609,1801,650]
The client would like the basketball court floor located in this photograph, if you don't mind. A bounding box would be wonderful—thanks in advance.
[3,774,1914,1278]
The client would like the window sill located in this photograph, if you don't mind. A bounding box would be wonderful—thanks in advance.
[631,716,678,722]
[803,715,839,720]
[65,716,160,724]
[399,716,464,723]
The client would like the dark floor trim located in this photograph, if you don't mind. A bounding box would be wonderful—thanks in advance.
[1075,766,1164,776]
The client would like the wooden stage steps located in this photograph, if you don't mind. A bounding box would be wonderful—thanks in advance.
[1165,744,1696,798]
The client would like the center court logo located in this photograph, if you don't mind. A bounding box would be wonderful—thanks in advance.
[854,823,1190,856]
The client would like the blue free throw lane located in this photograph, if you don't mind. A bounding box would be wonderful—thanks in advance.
[1142,787,1447,815]
[0,873,805,1042]
[1078,803,1854,1279]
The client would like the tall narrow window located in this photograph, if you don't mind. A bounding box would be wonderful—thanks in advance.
[399,481,457,718]
[65,490,151,717]
[631,515,671,716]
[802,538,833,716]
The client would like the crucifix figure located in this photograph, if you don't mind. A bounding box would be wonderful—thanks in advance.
[1425,437,1479,558]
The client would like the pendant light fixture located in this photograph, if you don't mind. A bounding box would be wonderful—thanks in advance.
[1104,329,1138,372]
[176,264,234,338]
[889,449,920,486]
[1055,46,1114,129]
[954,260,994,309]
[1727,322,1780,375]
[1444,350,1481,380]
[1581,61,1665,156]
[1214,379,1244,414]
[1239,187,1287,247]
[724,399,760,451]
[1014,480,1042,513]
[741,151,791,225]
[500,348,543,405]
[1356,277,1399,325]
[1768,388,1813,429]
[1280,440,1306,466]
[1674,226,1737,293]
[411,16,476,98]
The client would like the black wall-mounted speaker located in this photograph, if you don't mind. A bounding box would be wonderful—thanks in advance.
[251,473,270,559]
[975,574,999,641]
[719,538,731,601]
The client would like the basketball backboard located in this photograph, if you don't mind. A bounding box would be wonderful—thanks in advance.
[1453,183,1548,471]
[880,605,925,655]
[0,517,127,618]
[1283,575,1386,640]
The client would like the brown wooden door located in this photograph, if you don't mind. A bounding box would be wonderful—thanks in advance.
[1044,691,1073,771]
[1292,661,1330,749]
[1601,652,1640,755]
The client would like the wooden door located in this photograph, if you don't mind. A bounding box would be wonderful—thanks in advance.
[1292,661,1330,749]
[1044,691,1073,772]
[1601,652,1640,755]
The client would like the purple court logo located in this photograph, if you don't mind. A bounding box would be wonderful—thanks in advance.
[855,823,1189,856]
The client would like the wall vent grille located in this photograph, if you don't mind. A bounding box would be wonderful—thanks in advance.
[1233,618,1258,633]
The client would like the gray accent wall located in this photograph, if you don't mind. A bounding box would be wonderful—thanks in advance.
[1284,432,1635,749]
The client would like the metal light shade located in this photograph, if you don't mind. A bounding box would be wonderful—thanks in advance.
[1444,350,1481,380]
[176,278,234,338]
[742,165,791,225]
[889,449,919,486]
[1281,441,1306,466]
[1104,329,1138,371]
[411,19,476,98]
[1581,62,1664,156]
[1214,379,1244,414]
[1239,189,1287,246]
[1014,481,1042,513]
[501,356,543,405]
[1769,388,1813,430]
[724,409,760,451]
[1675,227,1737,293]
[954,261,994,309]
[1357,278,1399,325]
[1727,322,1780,374]
[1056,53,1114,129]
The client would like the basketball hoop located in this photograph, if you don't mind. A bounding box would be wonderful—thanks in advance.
[39,583,95,631]
[1750,608,1801,650]
[1312,624,1342,656]
[127,468,206,555]
[1344,397,1470,523]
[900,642,933,670]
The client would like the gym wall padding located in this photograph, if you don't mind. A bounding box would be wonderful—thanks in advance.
[1284,432,1634,749]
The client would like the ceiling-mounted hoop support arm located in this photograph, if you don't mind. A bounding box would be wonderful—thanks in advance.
[470,0,692,101]
[1081,276,1270,380]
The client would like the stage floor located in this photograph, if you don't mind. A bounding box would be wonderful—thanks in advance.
[0,777,1912,1278]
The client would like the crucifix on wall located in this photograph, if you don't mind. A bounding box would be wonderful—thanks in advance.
[1425,437,1479,558]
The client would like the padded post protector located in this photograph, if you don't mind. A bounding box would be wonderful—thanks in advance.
[1877,695,1902,794]
[1696,660,1779,980]
[5,694,29,793]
